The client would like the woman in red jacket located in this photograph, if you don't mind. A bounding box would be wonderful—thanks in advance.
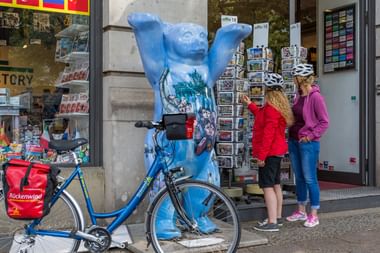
[242,73,294,232]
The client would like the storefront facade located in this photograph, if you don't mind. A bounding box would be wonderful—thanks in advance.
[102,0,379,223]
[376,0,380,187]
[0,0,379,225]
[103,0,380,220]
[316,0,376,186]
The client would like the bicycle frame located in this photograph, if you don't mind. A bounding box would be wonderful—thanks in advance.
[27,146,167,239]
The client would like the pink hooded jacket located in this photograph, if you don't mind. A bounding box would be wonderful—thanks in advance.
[294,85,329,141]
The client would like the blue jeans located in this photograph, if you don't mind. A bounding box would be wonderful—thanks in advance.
[288,138,320,210]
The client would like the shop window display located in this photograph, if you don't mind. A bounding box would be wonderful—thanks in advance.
[208,0,289,72]
[0,7,90,164]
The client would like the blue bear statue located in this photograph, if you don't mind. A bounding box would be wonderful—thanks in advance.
[128,12,251,239]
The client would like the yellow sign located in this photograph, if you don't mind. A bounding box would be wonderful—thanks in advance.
[0,66,34,96]
[0,0,90,16]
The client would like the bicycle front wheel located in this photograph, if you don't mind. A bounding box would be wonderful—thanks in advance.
[147,180,241,253]
[0,190,83,253]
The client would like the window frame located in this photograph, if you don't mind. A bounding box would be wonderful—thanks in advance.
[88,0,103,166]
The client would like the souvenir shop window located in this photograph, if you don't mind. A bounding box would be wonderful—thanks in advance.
[208,0,289,72]
[0,6,90,165]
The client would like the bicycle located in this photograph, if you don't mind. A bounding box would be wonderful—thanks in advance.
[0,113,241,253]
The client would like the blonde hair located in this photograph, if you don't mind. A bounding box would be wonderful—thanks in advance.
[266,90,294,126]
[296,75,315,87]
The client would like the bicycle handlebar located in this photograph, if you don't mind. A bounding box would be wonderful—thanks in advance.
[135,120,164,149]
[134,121,155,129]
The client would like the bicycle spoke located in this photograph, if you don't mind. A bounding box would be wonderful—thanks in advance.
[148,180,240,253]
[0,191,81,253]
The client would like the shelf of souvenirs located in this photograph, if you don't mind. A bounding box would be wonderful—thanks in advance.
[55,24,89,38]
[0,104,20,116]
[56,80,89,90]
[55,112,89,118]
[56,52,89,64]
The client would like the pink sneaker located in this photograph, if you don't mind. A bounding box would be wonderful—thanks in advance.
[304,214,319,228]
[286,211,307,222]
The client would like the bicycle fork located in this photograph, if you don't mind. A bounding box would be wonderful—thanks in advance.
[164,168,199,231]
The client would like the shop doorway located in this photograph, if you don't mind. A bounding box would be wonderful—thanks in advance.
[296,0,369,185]
[207,0,373,189]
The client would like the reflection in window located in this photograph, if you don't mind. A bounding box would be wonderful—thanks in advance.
[0,8,90,164]
[208,0,289,72]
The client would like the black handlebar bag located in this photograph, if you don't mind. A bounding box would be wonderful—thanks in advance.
[163,113,195,140]
[2,159,60,220]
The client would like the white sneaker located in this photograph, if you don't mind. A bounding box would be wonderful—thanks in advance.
[304,214,319,228]
[286,211,307,222]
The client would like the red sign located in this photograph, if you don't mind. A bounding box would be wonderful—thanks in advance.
[43,0,64,9]
[68,0,88,12]
[16,0,39,6]
[0,0,90,15]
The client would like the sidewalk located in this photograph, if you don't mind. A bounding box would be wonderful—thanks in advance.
[238,207,380,253]
[108,207,380,252]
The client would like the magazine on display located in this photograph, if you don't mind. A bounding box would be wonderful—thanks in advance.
[234,142,245,156]
[234,105,244,117]
[221,66,237,79]
[72,30,89,53]
[0,11,20,29]
[235,92,247,105]
[266,59,274,72]
[217,105,234,117]
[282,71,293,82]
[217,156,234,169]
[59,37,73,58]
[287,94,296,105]
[217,130,234,142]
[247,47,264,60]
[228,53,244,66]
[284,83,296,94]
[218,118,234,130]
[249,84,265,97]
[234,117,244,130]
[281,58,307,70]
[247,71,265,83]
[235,79,248,92]
[217,92,234,105]
[216,79,234,92]
[247,59,265,72]
[235,155,244,168]
[234,131,245,143]
[250,96,265,107]
[281,46,308,59]
[216,143,234,156]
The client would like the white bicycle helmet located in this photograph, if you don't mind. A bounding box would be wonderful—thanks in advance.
[292,63,314,77]
[264,73,284,89]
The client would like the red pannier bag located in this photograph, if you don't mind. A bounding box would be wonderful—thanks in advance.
[2,159,60,220]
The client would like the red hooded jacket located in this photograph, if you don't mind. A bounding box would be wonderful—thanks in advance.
[248,102,288,161]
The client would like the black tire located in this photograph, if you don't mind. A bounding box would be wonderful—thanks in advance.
[146,180,241,253]
[0,191,83,253]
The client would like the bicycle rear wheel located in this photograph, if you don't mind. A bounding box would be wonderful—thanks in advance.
[0,190,83,253]
[146,180,241,253]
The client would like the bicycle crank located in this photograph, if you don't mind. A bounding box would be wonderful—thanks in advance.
[83,226,112,253]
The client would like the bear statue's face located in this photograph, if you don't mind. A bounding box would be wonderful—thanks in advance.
[164,23,208,63]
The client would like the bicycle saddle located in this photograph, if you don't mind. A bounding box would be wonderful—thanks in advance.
[49,138,88,152]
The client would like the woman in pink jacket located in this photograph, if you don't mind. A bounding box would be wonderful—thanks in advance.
[286,64,329,228]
